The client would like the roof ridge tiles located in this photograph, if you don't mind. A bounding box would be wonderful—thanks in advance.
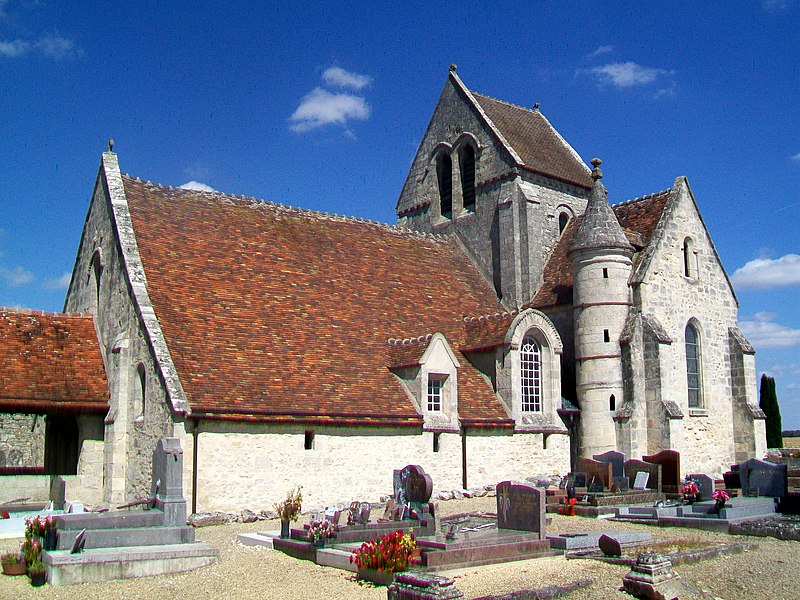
[387,333,434,347]
[463,309,518,323]
[613,188,672,207]
[122,173,456,242]
[0,308,91,319]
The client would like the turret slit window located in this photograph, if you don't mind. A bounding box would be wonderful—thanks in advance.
[685,323,702,408]
[134,363,146,421]
[609,394,616,411]
[90,250,103,311]
[683,237,696,278]
[459,144,476,212]
[427,376,443,412]
[437,153,453,219]
[520,335,542,412]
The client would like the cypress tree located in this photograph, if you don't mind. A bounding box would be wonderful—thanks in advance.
[759,374,783,449]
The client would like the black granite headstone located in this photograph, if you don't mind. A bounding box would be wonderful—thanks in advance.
[496,481,546,539]
[598,534,622,557]
[593,450,627,479]
[687,474,714,501]
[739,458,788,498]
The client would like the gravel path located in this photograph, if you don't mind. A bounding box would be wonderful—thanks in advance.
[1,496,798,599]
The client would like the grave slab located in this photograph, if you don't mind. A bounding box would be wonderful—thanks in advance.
[546,530,652,550]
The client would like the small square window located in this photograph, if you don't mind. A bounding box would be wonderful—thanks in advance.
[427,378,443,412]
[304,430,314,450]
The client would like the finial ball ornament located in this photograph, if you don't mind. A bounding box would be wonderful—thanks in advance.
[590,157,603,180]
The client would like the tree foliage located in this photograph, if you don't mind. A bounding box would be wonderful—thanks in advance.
[759,374,783,449]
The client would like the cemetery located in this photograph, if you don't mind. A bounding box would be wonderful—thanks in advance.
[2,444,800,598]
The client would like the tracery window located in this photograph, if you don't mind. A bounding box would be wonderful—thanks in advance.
[520,335,542,412]
[685,323,703,408]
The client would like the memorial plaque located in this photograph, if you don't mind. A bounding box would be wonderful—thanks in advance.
[599,534,622,557]
[643,450,681,492]
[611,476,629,492]
[593,450,627,479]
[633,471,650,490]
[577,457,613,490]
[496,481,546,539]
[624,459,661,492]
[739,458,788,498]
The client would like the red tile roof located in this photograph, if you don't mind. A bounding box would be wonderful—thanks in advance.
[472,93,593,189]
[122,177,510,426]
[0,310,109,414]
[531,190,671,308]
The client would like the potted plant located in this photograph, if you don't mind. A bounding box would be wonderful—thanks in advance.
[22,538,41,567]
[712,489,729,514]
[349,529,416,586]
[681,479,699,504]
[1,551,26,576]
[307,518,334,547]
[274,486,302,538]
[27,560,46,587]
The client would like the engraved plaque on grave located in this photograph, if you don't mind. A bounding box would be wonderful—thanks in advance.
[633,471,650,490]
[496,481,546,539]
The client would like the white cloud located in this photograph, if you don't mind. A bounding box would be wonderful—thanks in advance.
[791,152,800,161]
[588,45,614,58]
[590,62,674,88]
[42,272,71,291]
[731,254,800,290]
[0,39,30,57]
[322,66,372,90]
[179,181,217,192]
[0,266,34,287]
[0,36,81,59]
[740,312,800,349]
[34,36,82,60]
[289,87,371,133]
[762,0,795,12]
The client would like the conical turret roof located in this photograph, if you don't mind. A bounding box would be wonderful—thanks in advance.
[569,159,633,255]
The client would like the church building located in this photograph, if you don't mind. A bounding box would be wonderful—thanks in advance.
[51,69,765,512]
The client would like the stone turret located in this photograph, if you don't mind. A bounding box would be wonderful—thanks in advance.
[569,159,634,457]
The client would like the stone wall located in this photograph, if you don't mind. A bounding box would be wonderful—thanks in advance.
[0,413,44,467]
[183,422,569,513]
[636,179,757,476]
[64,154,175,504]
[0,475,50,502]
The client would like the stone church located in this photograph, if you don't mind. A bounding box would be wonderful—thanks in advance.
[45,69,765,512]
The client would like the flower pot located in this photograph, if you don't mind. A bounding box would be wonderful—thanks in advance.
[29,571,46,587]
[44,529,57,551]
[357,567,396,587]
[280,520,290,539]
[713,499,726,515]
[2,562,27,576]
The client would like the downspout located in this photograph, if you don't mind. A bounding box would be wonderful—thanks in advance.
[461,425,468,490]
[192,419,199,515]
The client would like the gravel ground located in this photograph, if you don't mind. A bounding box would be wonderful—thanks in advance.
[1,496,798,599]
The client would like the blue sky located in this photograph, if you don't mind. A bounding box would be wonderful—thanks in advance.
[2,1,799,427]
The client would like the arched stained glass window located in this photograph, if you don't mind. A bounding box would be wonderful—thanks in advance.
[520,335,542,412]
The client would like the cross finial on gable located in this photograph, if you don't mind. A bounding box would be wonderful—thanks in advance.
[449,63,457,72]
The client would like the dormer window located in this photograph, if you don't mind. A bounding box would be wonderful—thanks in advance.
[437,153,453,219]
[520,335,542,412]
[427,376,444,412]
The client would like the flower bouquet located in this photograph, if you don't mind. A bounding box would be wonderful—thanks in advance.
[350,529,416,585]
[307,518,335,546]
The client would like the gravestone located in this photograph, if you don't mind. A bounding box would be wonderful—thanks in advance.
[151,438,187,526]
[687,474,714,501]
[633,472,650,490]
[572,472,588,488]
[577,457,613,490]
[739,458,788,498]
[643,450,681,493]
[598,534,622,557]
[358,502,371,524]
[496,481,546,540]
[588,479,604,493]
[624,459,662,492]
[393,470,406,506]
[593,450,627,479]
[50,476,66,511]
[388,572,464,600]
[397,465,434,504]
